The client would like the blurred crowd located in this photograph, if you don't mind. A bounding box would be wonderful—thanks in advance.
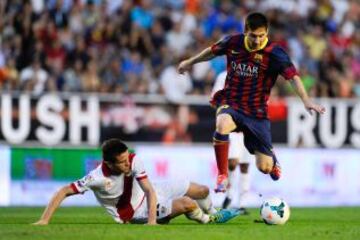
[0,0,359,100]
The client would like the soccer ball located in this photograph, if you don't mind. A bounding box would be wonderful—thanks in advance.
[260,197,290,225]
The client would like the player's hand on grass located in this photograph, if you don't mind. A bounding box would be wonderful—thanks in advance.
[304,100,326,115]
[32,219,49,225]
[177,60,192,74]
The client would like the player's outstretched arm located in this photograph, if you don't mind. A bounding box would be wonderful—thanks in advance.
[289,75,326,115]
[138,178,158,225]
[32,185,78,225]
[178,47,215,74]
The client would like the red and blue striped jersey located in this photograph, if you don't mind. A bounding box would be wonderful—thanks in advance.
[210,33,297,119]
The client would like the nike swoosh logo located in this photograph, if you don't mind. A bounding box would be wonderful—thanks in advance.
[231,50,242,54]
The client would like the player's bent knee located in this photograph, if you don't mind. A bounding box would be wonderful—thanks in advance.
[216,115,236,134]
[216,123,230,134]
[228,159,237,171]
[228,164,236,171]
[256,161,272,173]
[182,197,198,212]
[255,152,273,173]
[239,163,249,173]
[198,185,209,198]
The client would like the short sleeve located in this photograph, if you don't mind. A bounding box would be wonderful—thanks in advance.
[132,157,148,181]
[211,35,232,56]
[70,173,99,194]
[272,46,298,80]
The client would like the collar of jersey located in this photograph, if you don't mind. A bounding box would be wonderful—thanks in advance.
[101,153,136,177]
[244,36,268,52]
[102,162,112,177]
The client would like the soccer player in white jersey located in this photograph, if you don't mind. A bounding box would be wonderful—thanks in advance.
[33,139,240,225]
[212,71,252,213]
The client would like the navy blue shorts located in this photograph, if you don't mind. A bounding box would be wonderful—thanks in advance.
[217,106,274,157]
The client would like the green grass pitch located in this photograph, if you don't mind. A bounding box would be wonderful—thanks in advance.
[1,207,359,240]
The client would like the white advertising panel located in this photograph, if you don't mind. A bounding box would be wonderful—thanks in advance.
[8,146,360,207]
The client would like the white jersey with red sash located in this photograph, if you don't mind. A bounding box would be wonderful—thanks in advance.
[70,153,147,223]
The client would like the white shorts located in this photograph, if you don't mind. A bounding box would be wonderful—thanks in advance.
[229,132,251,164]
[131,180,190,223]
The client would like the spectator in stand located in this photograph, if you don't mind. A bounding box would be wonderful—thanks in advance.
[63,58,83,92]
[160,63,192,103]
[19,58,48,95]
[131,0,154,30]
[0,57,19,90]
[166,19,192,57]
[49,0,68,29]
[80,60,100,92]
[101,58,126,93]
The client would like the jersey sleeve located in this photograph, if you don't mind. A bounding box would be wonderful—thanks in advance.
[211,35,232,56]
[70,172,100,194]
[272,46,298,80]
[132,157,148,181]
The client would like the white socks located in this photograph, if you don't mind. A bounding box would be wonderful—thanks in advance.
[239,171,250,193]
[226,168,236,200]
[185,207,210,223]
[239,171,250,207]
[225,166,251,208]
[197,195,217,214]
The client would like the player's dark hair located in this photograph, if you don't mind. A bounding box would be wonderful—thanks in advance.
[102,139,128,163]
[245,12,268,31]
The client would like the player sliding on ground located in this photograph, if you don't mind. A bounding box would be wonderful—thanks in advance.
[33,139,240,225]
[178,12,326,193]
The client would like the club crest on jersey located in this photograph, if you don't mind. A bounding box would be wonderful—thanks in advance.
[104,178,113,190]
[231,61,258,77]
[254,53,263,63]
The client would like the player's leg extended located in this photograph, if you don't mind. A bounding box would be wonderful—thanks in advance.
[185,182,217,214]
[254,151,281,180]
[170,197,241,224]
[213,113,237,192]
[170,197,211,223]
[222,159,238,209]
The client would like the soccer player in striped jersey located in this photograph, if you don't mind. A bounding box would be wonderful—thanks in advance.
[178,12,325,193]
[33,139,240,225]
